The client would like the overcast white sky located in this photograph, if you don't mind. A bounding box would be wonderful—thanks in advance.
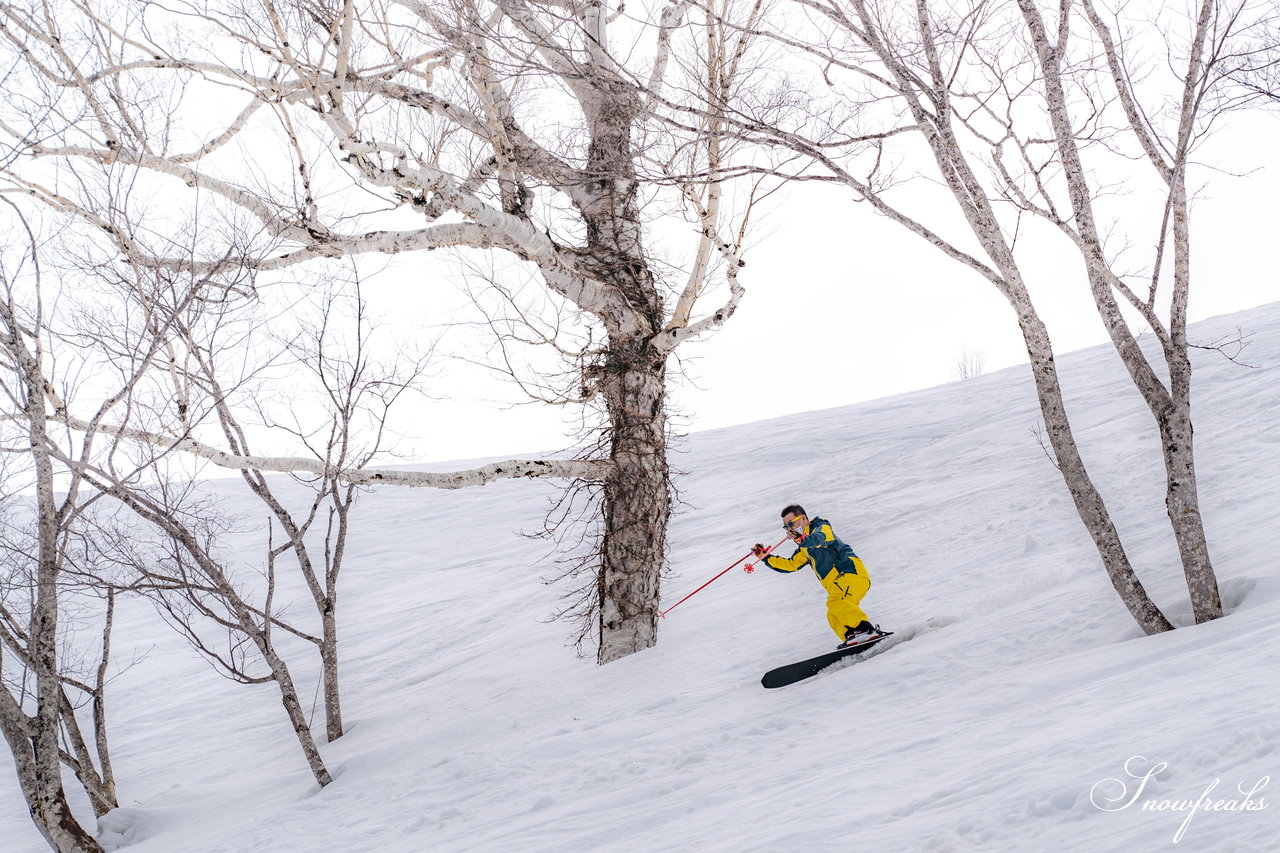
[378,108,1280,466]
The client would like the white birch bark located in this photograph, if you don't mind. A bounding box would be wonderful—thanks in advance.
[0,263,105,851]
[841,0,1173,634]
[1016,0,1222,622]
[43,412,610,488]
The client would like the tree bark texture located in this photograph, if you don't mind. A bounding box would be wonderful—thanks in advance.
[1011,303,1175,634]
[1,316,105,850]
[597,341,670,663]
[1017,0,1220,624]
[1158,400,1221,622]
[579,72,672,664]
[320,603,342,743]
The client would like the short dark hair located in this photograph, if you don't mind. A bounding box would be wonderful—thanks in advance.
[781,504,806,518]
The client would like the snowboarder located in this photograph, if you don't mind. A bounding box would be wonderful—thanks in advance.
[752,504,881,648]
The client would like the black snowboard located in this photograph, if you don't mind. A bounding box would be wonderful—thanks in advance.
[761,632,893,689]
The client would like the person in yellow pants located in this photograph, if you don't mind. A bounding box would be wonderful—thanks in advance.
[752,504,881,647]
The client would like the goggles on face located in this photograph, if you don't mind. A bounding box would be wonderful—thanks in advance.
[783,516,807,533]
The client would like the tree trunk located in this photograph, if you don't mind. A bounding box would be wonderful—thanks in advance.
[1010,298,1174,635]
[0,688,104,853]
[4,315,105,850]
[57,691,116,817]
[91,480,336,789]
[243,475,346,741]
[1164,148,1221,623]
[92,590,118,813]
[909,89,1174,634]
[25,748,101,853]
[320,605,343,743]
[258,641,334,787]
[577,56,673,663]
[196,544,334,786]
[1017,0,1218,628]
[1158,401,1221,622]
[597,338,670,663]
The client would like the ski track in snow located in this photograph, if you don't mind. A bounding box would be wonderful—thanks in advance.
[3,303,1280,852]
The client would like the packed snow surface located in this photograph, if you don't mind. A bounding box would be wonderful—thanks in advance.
[4,304,1280,852]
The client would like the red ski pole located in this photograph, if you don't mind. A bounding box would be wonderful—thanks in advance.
[658,535,789,618]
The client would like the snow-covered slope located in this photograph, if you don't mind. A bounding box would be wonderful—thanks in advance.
[4,304,1279,852]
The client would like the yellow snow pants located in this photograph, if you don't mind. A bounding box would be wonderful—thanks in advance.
[821,561,871,640]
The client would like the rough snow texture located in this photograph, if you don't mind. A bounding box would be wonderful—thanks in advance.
[3,304,1279,852]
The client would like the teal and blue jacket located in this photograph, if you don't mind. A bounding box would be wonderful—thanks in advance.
[762,516,865,580]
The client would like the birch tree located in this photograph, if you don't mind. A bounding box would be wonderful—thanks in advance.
[726,0,1275,631]
[1,525,122,823]
[0,202,354,829]
[0,205,110,853]
[158,276,429,745]
[0,0,766,663]
[82,467,337,788]
[48,258,400,785]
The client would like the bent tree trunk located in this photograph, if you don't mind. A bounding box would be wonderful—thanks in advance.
[0,693,103,853]
[1012,301,1174,635]
[1016,0,1219,626]
[89,480,335,787]
[860,0,1176,635]
[257,640,334,787]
